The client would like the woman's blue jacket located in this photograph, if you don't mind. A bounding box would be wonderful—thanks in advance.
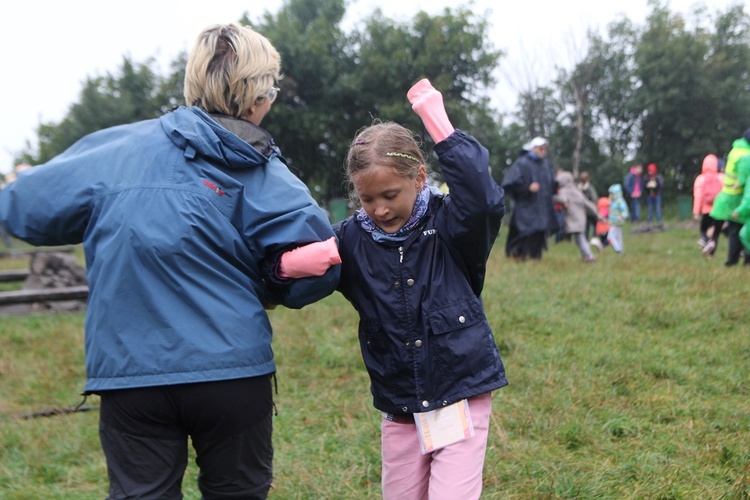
[0,107,339,392]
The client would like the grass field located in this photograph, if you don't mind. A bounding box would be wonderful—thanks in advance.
[0,220,748,498]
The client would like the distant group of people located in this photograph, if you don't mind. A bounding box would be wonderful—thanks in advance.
[500,128,750,268]
[694,129,750,266]
[500,138,666,263]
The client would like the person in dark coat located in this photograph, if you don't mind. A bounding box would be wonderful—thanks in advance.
[501,136,559,260]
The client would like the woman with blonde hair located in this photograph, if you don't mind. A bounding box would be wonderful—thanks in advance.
[0,23,339,498]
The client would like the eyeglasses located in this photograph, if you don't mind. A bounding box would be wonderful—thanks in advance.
[267,86,280,103]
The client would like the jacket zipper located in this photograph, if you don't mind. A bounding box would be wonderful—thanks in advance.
[398,246,404,263]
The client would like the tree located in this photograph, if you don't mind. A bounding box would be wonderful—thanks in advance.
[348,7,503,180]
[634,2,711,191]
[565,19,641,194]
[704,3,750,155]
[634,1,750,193]
[245,0,353,203]
[586,19,641,164]
[155,52,188,115]
[253,0,503,202]
[557,33,600,180]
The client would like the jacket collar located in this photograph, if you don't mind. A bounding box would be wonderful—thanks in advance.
[209,114,275,158]
[160,107,276,170]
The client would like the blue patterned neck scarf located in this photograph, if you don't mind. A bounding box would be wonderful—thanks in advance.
[356,185,432,243]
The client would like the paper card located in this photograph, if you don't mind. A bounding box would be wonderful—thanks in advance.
[414,399,474,454]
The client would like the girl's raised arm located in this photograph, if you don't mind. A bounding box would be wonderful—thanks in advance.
[407,78,454,144]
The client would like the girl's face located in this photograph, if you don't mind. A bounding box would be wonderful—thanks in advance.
[354,164,426,233]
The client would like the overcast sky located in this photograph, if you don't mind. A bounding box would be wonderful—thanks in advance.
[0,0,745,173]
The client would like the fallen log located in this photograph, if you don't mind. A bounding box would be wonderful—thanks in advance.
[0,245,77,259]
[0,285,89,305]
[0,269,30,282]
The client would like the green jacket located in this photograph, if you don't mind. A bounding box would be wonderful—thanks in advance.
[710,137,750,221]
[733,176,750,223]
[739,181,750,250]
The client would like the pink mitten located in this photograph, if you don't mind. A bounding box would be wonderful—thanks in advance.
[407,78,455,143]
[278,237,341,278]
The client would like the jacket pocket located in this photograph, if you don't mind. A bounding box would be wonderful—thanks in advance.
[361,319,388,353]
[427,297,496,381]
[427,296,484,335]
[358,319,401,387]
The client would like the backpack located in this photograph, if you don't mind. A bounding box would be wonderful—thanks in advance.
[703,174,723,205]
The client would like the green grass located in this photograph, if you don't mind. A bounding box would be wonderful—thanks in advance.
[0,220,748,498]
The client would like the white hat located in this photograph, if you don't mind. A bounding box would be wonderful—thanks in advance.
[524,136,547,150]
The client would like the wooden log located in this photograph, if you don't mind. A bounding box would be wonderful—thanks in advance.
[0,269,30,282]
[0,285,88,305]
[0,246,77,259]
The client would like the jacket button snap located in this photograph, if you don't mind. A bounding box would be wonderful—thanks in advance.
[414,339,422,347]
[394,280,401,287]
[406,278,415,286]
[459,315,466,323]
[402,407,408,412]
[422,400,429,408]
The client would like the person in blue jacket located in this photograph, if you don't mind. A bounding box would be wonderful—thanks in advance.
[329,79,506,499]
[0,23,339,499]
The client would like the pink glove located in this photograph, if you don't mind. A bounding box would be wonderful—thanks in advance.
[278,237,341,279]
[407,78,455,143]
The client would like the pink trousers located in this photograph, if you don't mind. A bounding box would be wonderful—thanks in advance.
[381,392,493,500]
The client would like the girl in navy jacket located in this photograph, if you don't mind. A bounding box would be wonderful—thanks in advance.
[297,79,507,499]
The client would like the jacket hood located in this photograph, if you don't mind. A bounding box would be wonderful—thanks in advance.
[647,163,658,176]
[702,154,718,174]
[609,183,623,198]
[556,171,574,187]
[160,106,276,170]
[597,197,610,210]
[732,136,750,151]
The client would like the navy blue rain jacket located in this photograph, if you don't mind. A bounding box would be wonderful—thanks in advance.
[501,152,559,236]
[334,130,507,415]
[0,107,339,392]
